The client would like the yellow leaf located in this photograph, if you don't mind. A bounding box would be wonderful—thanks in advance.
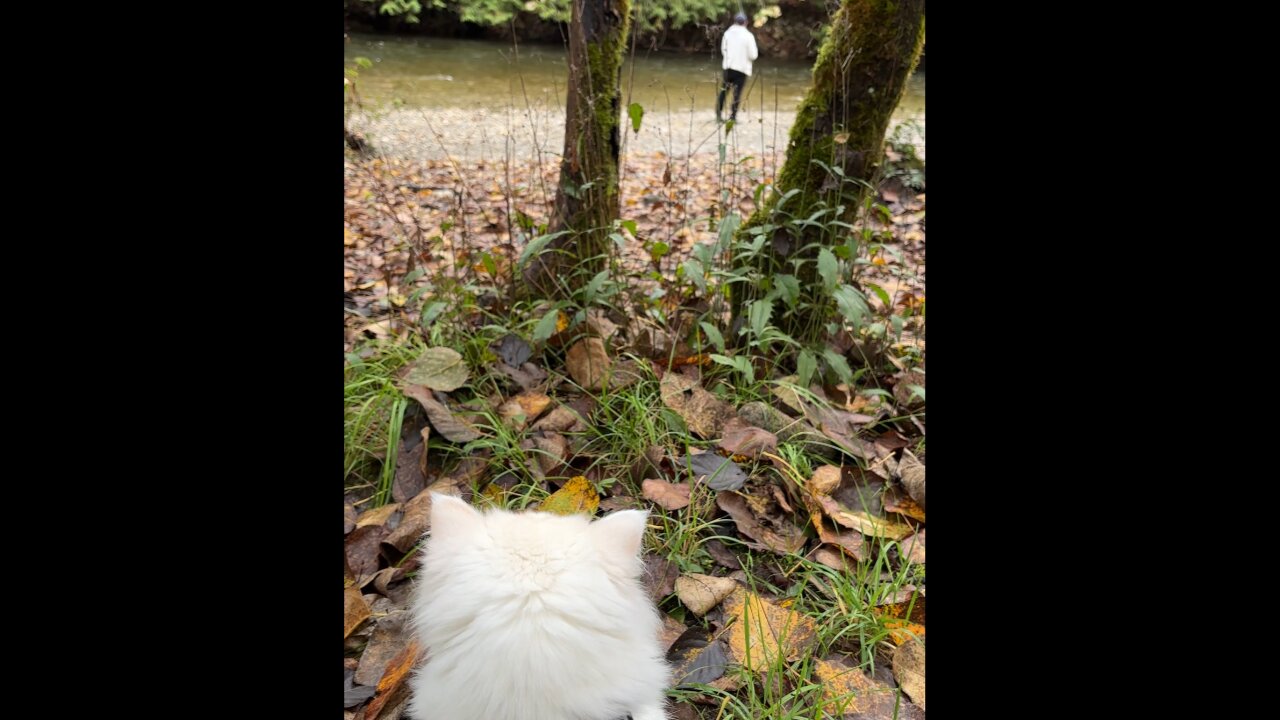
[539,476,599,516]
[872,256,887,266]
[555,311,570,333]
[719,588,817,669]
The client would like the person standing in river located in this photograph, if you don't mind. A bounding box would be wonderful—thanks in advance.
[716,12,758,123]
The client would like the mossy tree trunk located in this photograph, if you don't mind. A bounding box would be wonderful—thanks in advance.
[523,0,631,297]
[731,0,924,341]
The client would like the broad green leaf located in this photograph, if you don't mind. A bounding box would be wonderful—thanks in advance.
[628,102,644,133]
[821,348,853,385]
[700,321,726,353]
[817,248,838,291]
[796,349,817,388]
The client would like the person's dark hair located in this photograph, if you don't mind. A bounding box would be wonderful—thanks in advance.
[734,12,747,25]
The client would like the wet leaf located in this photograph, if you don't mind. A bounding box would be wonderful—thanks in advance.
[355,610,409,686]
[893,639,926,710]
[715,491,807,555]
[345,525,389,584]
[644,553,679,602]
[812,655,924,719]
[720,588,817,668]
[344,685,376,708]
[675,573,738,616]
[642,478,692,511]
[539,476,600,516]
[566,337,613,391]
[717,418,778,460]
[362,638,421,720]
[401,385,481,443]
[356,503,401,529]
[898,529,926,564]
[681,452,747,491]
[660,372,732,438]
[898,448,926,510]
[666,626,728,687]
[704,538,741,570]
[392,441,427,503]
[403,347,469,392]
[384,484,460,553]
[495,333,532,367]
[344,585,370,639]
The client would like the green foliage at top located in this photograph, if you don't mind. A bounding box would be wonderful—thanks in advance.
[370,0,751,32]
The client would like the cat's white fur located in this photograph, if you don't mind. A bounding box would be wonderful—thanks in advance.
[406,494,670,720]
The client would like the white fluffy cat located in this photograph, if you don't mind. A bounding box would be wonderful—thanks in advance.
[406,494,670,720]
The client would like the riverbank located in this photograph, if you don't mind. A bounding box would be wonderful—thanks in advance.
[345,106,925,164]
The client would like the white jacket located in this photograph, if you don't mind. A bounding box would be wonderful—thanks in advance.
[721,25,758,76]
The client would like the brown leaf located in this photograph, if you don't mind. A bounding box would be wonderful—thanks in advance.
[898,448,926,510]
[494,360,548,391]
[401,385,481,443]
[393,442,426,504]
[715,491,807,555]
[344,586,371,639]
[809,465,843,496]
[659,613,687,651]
[812,513,866,561]
[512,391,552,420]
[566,337,613,391]
[539,476,600,515]
[530,404,588,433]
[660,372,732,438]
[898,529,926,564]
[644,553,679,602]
[882,485,926,523]
[383,484,461,553]
[892,639,926,710]
[704,538,741,570]
[808,465,916,541]
[812,655,924,719]
[356,503,401,529]
[642,478,692,510]
[719,588,817,668]
[522,430,569,475]
[344,503,358,535]
[345,525,389,584]
[717,418,778,460]
[675,573,738,616]
[362,638,421,720]
[355,610,410,686]
[808,545,856,572]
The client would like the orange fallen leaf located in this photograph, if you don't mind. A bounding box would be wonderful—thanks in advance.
[362,638,421,720]
[344,586,370,639]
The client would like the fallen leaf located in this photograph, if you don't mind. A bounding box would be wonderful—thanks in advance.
[716,491,807,555]
[807,465,916,541]
[356,503,401,529]
[666,626,729,687]
[344,586,370,639]
[659,613,687,650]
[720,588,817,668]
[393,442,426,504]
[825,507,915,540]
[539,476,600,516]
[882,486,926,522]
[494,360,548,391]
[736,401,837,460]
[809,465,843,496]
[642,478,692,510]
[531,404,588,433]
[660,372,732,438]
[384,484,461,553]
[497,398,531,431]
[898,529,926,564]
[812,514,866,561]
[344,685,376,708]
[345,525,389,584]
[809,545,856,572]
[495,333,532,367]
[675,573,738,616]
[881,617,926,645]
[402,385,481,443]
[681,452,747,491]
[565,337,612,390]
[522,430,569,475]
[362,638,421,720]
[403,347,469,391]
[355,610,410,686]
[892,639,926,710]
[898,448,926,510]
[812,655,924,719]
[344,503,357,535]
[644,554,679,602]
[718,418,778,460]
[512,391,552,420]
[704,538,742,570]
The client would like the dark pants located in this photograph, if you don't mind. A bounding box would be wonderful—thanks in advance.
[716,69,747,121]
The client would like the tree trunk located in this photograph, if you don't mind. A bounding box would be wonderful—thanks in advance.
[523,0,631,297]
[731,0,925,340]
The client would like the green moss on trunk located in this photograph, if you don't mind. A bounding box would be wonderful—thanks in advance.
[523,0,632,297]
[731,0,924,340]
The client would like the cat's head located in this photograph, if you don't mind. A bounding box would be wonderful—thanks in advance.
[426,494,649,583]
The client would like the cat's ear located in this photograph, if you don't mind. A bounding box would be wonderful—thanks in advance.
[430,494,482,537]
[591,509,649,560]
